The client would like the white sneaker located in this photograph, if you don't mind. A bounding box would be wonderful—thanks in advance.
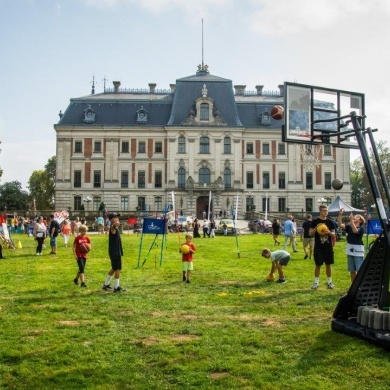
[36,253,40,256]
[327,283,334,289]
[311,283,319,290]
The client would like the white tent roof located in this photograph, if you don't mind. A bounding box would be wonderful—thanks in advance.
[327,196,365,213]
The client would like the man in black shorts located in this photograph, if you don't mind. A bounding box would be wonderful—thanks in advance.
[102,213,125,293]
[309,205,337,290]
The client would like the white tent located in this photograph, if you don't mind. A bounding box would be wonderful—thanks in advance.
[327,196,365,214]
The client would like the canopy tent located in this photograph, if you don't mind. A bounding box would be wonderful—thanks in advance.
[327,196,365,214]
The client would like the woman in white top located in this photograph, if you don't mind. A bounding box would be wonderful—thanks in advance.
[33,216,47,255]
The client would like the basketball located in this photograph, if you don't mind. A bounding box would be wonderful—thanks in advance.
[332,178,343,190]
[316,223,328,235]
[271,105,284,120]
[80,243,91,253]
[266,273,275,282]
[180,244,190,254]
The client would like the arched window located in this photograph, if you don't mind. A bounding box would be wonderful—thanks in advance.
[200,136,209,153]
[224,168,231,188]
[224,137,231,154]
[178,136,186,153]
[200,103,209,121]
[199,168,211,184]
[178,167,186,188]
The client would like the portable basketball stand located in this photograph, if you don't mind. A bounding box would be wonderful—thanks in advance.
[283,82,390,350]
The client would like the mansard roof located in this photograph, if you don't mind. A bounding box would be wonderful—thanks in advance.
[56,66,284,129]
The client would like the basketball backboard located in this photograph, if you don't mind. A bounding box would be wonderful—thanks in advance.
[282,82,365,149]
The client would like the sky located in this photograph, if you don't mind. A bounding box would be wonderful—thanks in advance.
[1,0,390,190]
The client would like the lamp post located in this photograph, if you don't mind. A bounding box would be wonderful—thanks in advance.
[318,197,326,205]
[180,196,183,216]
[83,196,92,211]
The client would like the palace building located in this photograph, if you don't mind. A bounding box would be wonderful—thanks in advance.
[54,64,351,218]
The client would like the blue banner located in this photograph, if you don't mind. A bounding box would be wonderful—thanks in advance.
[367,219,382,235]
[142,218,166,235]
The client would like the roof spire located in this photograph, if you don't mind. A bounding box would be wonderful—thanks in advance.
[197,19,209,75]
[91,75,95,95]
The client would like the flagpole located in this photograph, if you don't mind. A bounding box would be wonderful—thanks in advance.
[208,191,212,220]
[234,191,240,258]
[265,193,268,221]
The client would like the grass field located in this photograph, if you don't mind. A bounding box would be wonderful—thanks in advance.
[0,231,389,389]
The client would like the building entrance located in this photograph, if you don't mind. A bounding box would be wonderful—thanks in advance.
[196,196,213,220]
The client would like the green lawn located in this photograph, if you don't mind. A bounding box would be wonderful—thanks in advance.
[0,231,389,389]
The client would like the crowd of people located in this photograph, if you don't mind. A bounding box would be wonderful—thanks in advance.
[265,205,365,289]
[0,204,367,291]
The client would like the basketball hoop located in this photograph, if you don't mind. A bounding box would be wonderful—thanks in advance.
[298,144,321,171]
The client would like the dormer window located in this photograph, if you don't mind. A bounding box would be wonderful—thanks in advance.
[136,106,148,124]
[84,105,96,124]
[200,103,209,121]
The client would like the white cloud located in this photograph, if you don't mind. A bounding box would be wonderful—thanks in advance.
[248,0,387,36]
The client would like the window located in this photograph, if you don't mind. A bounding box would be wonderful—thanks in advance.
[121,171,129,188]
[325,172,332,190]
[246,171,254,189]
[74,171,81,188]
[262,143,270,155]
[224,137,231,154]
[93,170,101,188]
[305,198,314,212]
[93,196,101,211]
[306,172,313,190]
[138,197,145,211]
[154,196,162,211]
[121,141,129,153]
[155,141,162,153]
[178,167,186,188]
[178,136,186,153]
[121,196,129,211]
[324,144,331,156]
[74,141,82,153]
[155,171,162,188]
[278,198,286,213]
[262,172,270,189]
[74,196,82,211]
[138,170,145,188]
[224,168,231,189]
[199,168,211,184]
[278,172,286,189]
[138,141,146,153]
[94,141,102,153]
[200,103,209,121]
[246,143,254,154]
[200,136,209,153]
[278,143,286,155]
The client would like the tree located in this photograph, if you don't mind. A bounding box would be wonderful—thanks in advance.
[0,181,30,210]
[28,156,56,210]
[350,158,364,209]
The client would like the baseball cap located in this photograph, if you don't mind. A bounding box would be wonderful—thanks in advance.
[108,213,120,220]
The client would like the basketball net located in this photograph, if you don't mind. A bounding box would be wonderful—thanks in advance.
[298,144,321,171]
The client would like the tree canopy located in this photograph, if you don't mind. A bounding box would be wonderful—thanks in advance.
[0,181,30,210]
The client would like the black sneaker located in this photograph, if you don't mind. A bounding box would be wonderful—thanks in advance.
[113,286,126,293]
[80,282,87,288]
[102,284,112,291]
[186,280,191,283]
[182,275,187,282]
[73,278,78,285]
[276,278,287,284]
[304,254,308,259]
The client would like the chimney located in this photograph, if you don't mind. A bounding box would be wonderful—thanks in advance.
[278,84,284,96]
[169,83,176,93]
[149,83,157,93]
[113,81,121,92]
[234,85,246,95]
[255,85,264,95]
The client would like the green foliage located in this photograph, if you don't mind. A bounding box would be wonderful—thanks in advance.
[0,180,30,210]
[28,156,56,210]
[1,233,390,389]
